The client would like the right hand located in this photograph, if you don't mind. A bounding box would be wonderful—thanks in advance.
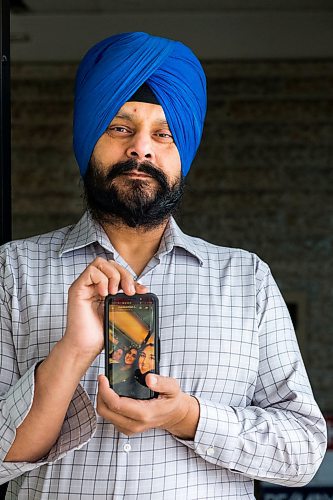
[62,257,148,365]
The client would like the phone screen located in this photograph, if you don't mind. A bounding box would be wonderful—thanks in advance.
[105,293,159,399]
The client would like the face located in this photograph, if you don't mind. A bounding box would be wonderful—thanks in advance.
[124,348,137,366]
[84,101,185,229]
[93,101,181,183]
[139,345,155,374]
[111,348,123,361]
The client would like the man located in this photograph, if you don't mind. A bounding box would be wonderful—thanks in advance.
[0,32,327,499]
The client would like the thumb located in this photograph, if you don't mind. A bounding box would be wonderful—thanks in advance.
[145,373,180,396]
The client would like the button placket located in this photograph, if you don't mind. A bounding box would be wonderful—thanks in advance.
[123,442,131,453]
[206,446,215,456]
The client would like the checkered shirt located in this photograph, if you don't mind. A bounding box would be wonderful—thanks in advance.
[0,212,327,499]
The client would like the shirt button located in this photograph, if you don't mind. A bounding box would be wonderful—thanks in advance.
[206,446,215,456]
[123,443,131,453]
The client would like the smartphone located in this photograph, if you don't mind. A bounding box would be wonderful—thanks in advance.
[104,293,159,400]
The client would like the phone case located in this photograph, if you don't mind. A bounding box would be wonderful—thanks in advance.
[104,293,159,400]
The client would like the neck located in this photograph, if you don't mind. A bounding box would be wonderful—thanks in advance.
[101,218,170,276]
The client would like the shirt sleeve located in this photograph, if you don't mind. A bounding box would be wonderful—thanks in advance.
[177,263,327,487]
[0,275,97,486]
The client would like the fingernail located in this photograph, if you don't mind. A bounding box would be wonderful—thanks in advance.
[150,375,157,386]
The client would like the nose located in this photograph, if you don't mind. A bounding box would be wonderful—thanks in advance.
[125,131,155,161]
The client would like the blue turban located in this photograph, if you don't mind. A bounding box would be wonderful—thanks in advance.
[73,32,207,177]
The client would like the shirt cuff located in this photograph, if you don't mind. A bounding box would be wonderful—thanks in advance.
[1,362,38,461]
[0,362,43,483]
[0,363,96,483]
[176,397,241,468]
[46,383,96,462]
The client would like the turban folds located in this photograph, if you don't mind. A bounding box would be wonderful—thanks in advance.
[73,32,207,177]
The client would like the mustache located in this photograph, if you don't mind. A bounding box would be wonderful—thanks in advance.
[105,159,168,189]
[84,156,185,229]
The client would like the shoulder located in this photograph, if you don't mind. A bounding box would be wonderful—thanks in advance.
[184,232,270,277]
[1,224,74,260]
[0,224,75,287]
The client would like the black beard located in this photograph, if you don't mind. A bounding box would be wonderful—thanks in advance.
[83,158,185,230]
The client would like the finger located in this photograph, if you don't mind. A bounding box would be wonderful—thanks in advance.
[69,266,111,300]
[98,401,144,436]
[145,374,180,397]
[97,374,135,413]
[88,266,113,298]
[97,374,131,412]
[97,375,152,422]
[109,261,138,295]
[98,374,110,390]
[94,258,137,295]
[90,258,150,296]
[97,374,118,405]
[99,260,149,295]
[96,378,136,434]
[101,409,143,436]
[84,258,121,296]
[134,282,149,294]
[98,375,180,420]
[97,375,122,414]
[97,376,150,433]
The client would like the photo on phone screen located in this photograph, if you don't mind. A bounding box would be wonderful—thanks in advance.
[104,293,159,400]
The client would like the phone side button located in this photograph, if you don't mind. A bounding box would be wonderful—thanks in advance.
[123,443,132,453]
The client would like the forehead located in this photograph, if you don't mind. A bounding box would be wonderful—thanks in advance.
[141,345,154,354]
[114,101,169,126]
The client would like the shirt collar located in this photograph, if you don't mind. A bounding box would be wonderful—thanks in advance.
[157,217,205,266]
[59,212,205,266]
[59,212,116,257]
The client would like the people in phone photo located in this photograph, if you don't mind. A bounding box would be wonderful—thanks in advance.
[109,347,124,364]
[113,344,154,399]
[111,347,138,385]
[123,347,138,368]
[138,343,155,375]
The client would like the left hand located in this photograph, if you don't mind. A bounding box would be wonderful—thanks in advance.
[97,373,200,440]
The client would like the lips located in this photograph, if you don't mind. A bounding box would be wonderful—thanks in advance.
[122,171,152,179]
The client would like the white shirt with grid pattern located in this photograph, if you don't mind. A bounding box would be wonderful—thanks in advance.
[0,212,327,499]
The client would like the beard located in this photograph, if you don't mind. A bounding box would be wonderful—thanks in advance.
[83,157,185,230]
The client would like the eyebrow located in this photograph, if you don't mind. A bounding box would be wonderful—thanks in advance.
[114,112,169,127]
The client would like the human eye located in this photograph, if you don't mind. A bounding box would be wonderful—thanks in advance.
[154,130,174,142]
[106,125,131,136]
